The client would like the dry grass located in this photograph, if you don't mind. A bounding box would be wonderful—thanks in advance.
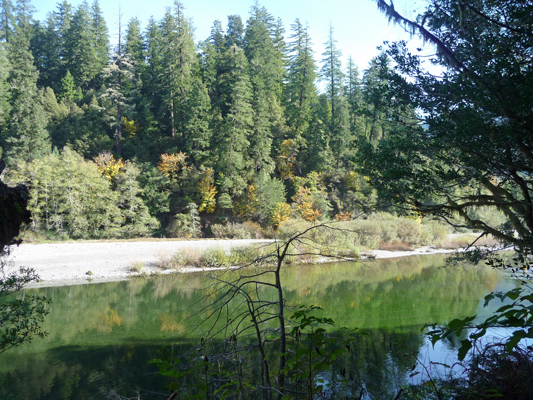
[437,234,502,249]
[379,241,414,251]
[129,261,144,273]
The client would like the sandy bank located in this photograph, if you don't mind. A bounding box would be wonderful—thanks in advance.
[4,239,460,288]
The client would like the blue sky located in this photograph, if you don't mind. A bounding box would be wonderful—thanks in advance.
[31,0,424,72]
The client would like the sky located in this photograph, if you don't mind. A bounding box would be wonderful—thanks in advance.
[31,0,426,73]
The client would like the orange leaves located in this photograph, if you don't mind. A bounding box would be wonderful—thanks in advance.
[292,186,322,222]
[157,152,188,179]
[335,212,351,221]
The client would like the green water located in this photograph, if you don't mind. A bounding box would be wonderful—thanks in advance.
[0,254,512,399]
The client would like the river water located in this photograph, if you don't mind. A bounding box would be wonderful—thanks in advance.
[0,254,517,399]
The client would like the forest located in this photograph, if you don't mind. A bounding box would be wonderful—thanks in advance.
[0,0,400,240]
[1,0,533,398]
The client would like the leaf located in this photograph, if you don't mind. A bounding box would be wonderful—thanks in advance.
[458,339,472,361]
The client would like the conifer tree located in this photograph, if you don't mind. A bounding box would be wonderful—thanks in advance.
[320,23,343,122]
[64,1,101,90]
[31,14,59,90]
[209,19,224,52]
[0,0,15,43]
[344,56,362,135]
[100,11,134,155]
[285,19,317,145]
[215,44,253,196]
[225,15,243,48]
[184,78,212,166]
[90,0,108,84]
[244,3,282,173]
[4,11,50,165]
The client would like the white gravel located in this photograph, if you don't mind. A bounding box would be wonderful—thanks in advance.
[5,239,273,288]
[4,239,465,289]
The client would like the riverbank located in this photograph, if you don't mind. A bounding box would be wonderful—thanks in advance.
[5,238,465,288]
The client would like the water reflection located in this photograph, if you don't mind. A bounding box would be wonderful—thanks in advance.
[0,254,511,399]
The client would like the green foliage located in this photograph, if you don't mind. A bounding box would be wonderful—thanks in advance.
[0,264,50,355]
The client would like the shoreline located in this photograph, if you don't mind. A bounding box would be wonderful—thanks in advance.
[5,239,463,289]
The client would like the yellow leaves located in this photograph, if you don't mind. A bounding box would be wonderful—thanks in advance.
[198,168,217,214]
[270,202,291,229]
[122,117,139,138]
[93,152,125,180]
[344,171,359,190]
[292,186,322,222]
[234,184,258,218]
[276,139,297,182]
[157,152,188,179]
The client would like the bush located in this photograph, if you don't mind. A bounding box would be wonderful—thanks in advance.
[209,221,268,239]
[166,214,193,238]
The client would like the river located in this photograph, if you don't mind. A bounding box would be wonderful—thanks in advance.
[0,254,516,399]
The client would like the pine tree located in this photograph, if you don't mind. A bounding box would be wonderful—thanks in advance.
[157,2,196,142]
[100,11,134,155]
[184,78,212,166]
[63,1,102,90]
[244,2,282,173]
[4,24,50,165]
[344,56,362,135]
[285,19,317,145]
[90,0,108,85]
[209,19,224,52]
[0,0,15,43]
[215,44,253,196]
[225,15,243,48]
[320,23,343,122]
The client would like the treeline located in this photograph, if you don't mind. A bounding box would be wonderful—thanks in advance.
[0,0,401,239]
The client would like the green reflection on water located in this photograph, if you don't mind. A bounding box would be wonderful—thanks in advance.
[0,254,506,399]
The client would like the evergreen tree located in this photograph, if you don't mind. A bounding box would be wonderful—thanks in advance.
[157,2,196,142]
[244,2,282,173]
[209,19,224,52]
[215,44,253,196]
[3,19,50,165]
[320,23,343,122]
[0,44,11,138]
[100,12,134,155]
[285,19,317,145]
[0,0,15,43]
[225,14,243,48]
[90,0,108,85]
[184,78,212,166]
[344,56,362,135]
[63,1,99,89]
[31,14,59,90]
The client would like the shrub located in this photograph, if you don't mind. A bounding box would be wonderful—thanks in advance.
[166,214,193,238]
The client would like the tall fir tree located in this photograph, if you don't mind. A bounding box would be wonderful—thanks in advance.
[320,23,343,122]
[285,19,317,145]
[0,0,15,43]
[215,44,253,196]
[90,0,108,86]
[225,14,243,48]
[64,1,99,89]
[4,11,50,165]
[344,55,363,136]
